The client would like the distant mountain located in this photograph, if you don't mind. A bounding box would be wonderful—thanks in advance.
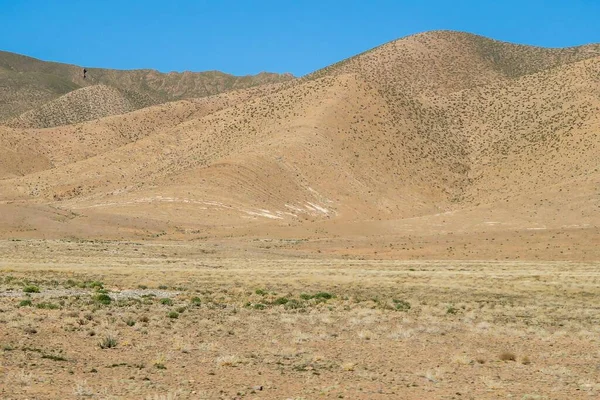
[0,50,295,124]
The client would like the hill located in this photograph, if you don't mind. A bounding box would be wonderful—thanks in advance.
[4,85,154,129]
[0,30,597,260]
[0,50,294,122]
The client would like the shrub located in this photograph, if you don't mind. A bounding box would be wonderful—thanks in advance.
[94,294,112,305]
[87,281,104,290]
[300,293,314,300]
[66,279,80,287]
[314,292,334,300]
[18,300,32,307]
[23,285,40,293]
[167,311,179,319]
[160,298,173,306]
[284,299,304,310]
[273,297,289,305]
[255,289,267,295]
[99,335,118,349]
[190,297,201,306]
[125,318,135,327]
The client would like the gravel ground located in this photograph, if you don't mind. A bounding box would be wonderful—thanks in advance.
[0,288,179,299]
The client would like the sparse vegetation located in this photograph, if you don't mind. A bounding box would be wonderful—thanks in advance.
[190,297,201,306]
[23,285,40,293]
[18,299,32,307]
[393,299,411,311]
[160,298,173,306]
[94,293,112,305]
[42,354,67,362]
[35,302,59,310]
[0,29,598,399]
[99,335,118,349]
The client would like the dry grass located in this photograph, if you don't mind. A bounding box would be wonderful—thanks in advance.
[0,240,598,399]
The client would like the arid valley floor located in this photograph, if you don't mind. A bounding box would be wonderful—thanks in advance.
[1,240,599,399]
[1,30,600,399]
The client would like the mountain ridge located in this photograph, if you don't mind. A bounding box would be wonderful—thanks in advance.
[0,49,295,122]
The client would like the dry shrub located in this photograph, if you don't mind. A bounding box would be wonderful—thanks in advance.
[499,352,516,361]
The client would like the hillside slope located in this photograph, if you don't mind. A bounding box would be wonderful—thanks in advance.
[0,50,294,121]
[4,85,154,129]
[308,30,600,96]
[0,31,598,260]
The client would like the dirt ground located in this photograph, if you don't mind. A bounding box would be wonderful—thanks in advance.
[0,239,599,399]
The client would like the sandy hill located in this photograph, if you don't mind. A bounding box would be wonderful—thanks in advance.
[0,50,294,122]
[308,30,600,95]
[0,31,598,260]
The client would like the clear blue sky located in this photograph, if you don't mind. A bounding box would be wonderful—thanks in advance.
[1,0,599,77]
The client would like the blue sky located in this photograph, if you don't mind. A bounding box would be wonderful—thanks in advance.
[1,0,599,76]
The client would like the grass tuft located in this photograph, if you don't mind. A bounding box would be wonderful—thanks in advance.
[99,335,118,349]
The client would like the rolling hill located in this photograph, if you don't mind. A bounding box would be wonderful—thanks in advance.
[0,30,598,260]
[0,50,294,123]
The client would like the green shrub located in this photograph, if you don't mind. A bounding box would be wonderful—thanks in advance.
[87,281,104,290]
[23,285,40,293]
[190,297,201,306]
[94,294,112,305]
[314,292,334,300]
[255,289,267,295]
[273,297,289,305]
[300,293,314,300]
[167,311,179,319]
[18,300,32,307]
[160,298,173,306]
